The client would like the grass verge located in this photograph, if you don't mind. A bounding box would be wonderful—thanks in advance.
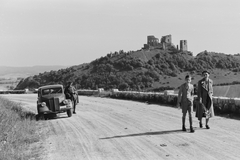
[0,96,42,160]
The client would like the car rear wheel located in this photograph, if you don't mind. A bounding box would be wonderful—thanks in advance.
[67,109,73,117]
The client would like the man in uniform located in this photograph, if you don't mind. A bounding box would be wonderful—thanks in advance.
[64,81,78,114]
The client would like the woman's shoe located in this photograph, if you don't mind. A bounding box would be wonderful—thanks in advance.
[199,122,203,128]
[206,125,210,129]
[182,126,186,131]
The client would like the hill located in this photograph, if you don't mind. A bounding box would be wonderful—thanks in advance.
[0,65,68,90]
[14,49,240,92]
[0,65,68,78]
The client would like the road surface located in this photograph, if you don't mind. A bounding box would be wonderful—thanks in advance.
[2,94,240,160]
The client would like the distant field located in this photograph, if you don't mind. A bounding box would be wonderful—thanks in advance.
[0,84,9,90]
[213,85,240,98]
[0,78,20,90]
[0,83,19,90]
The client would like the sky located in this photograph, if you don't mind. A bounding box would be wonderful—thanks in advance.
[0,0,240,67]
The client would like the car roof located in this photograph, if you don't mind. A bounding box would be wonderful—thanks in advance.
[38,84,63,90]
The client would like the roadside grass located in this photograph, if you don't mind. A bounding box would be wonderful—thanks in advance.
[0,96,42,160]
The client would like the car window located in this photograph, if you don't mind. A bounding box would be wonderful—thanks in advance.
[42,87,62,95]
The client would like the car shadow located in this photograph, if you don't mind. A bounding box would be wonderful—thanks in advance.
[36,113,69,121]
[46,114,69,120]
[100,129,186,140]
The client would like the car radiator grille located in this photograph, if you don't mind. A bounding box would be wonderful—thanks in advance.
[48,98,60,112]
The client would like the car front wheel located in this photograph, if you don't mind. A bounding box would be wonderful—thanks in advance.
[36,113,45,121]
[67,108,73,117]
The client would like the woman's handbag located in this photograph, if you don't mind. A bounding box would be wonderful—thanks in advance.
[200,102,210,118]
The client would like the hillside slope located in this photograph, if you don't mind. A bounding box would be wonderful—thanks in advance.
[15,49,240,91]
[213,84,240,98]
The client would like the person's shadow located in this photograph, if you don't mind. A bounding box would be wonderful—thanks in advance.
[100,129,187,140]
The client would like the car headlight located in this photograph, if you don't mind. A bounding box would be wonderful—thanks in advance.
[62,100,68,105]
[40,102,46,107]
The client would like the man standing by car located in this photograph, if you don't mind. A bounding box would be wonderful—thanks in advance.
[64,81,78,114]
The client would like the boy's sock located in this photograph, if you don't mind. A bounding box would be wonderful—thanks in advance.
[190,126,195,133]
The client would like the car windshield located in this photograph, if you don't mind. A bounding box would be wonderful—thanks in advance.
[42,87,62,95]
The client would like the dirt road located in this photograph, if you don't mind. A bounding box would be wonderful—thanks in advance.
[2,94,240,160]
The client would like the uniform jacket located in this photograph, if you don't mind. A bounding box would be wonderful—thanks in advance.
[178,83,194,103]
[64,85,79,103]
[178,83,194,113]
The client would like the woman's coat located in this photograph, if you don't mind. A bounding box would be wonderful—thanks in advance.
[196,78,215,120]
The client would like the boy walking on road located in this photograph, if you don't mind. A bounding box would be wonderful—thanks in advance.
[177,75,195,133]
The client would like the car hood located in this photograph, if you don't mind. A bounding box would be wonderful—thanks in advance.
[40,94,65,102]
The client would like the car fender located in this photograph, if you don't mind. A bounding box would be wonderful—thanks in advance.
[37,104,50,113]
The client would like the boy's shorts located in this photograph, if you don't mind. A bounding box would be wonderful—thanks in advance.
[181,100,193,114]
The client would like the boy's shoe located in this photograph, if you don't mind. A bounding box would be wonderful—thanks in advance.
[206,125,210,129]
[190,126,195,133]
[182,126,187,131]
[199,122,203,128]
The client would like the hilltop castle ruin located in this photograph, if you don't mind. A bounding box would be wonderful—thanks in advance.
[143,35,187,51]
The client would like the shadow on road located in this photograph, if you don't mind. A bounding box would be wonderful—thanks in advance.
[100,129,185,140]
[36,113,70,121]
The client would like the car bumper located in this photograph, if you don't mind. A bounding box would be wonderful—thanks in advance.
[38,105,72,114]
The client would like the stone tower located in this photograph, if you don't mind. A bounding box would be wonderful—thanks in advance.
[161,35,172,44]
[180,40,187,51]
[147,35,159,46]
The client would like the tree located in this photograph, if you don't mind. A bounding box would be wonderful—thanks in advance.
[118,83,129,91]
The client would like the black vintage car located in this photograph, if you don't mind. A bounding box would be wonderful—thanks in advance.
[37,84,73,119]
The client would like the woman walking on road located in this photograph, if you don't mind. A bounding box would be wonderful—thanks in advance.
[196,70,215,129]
